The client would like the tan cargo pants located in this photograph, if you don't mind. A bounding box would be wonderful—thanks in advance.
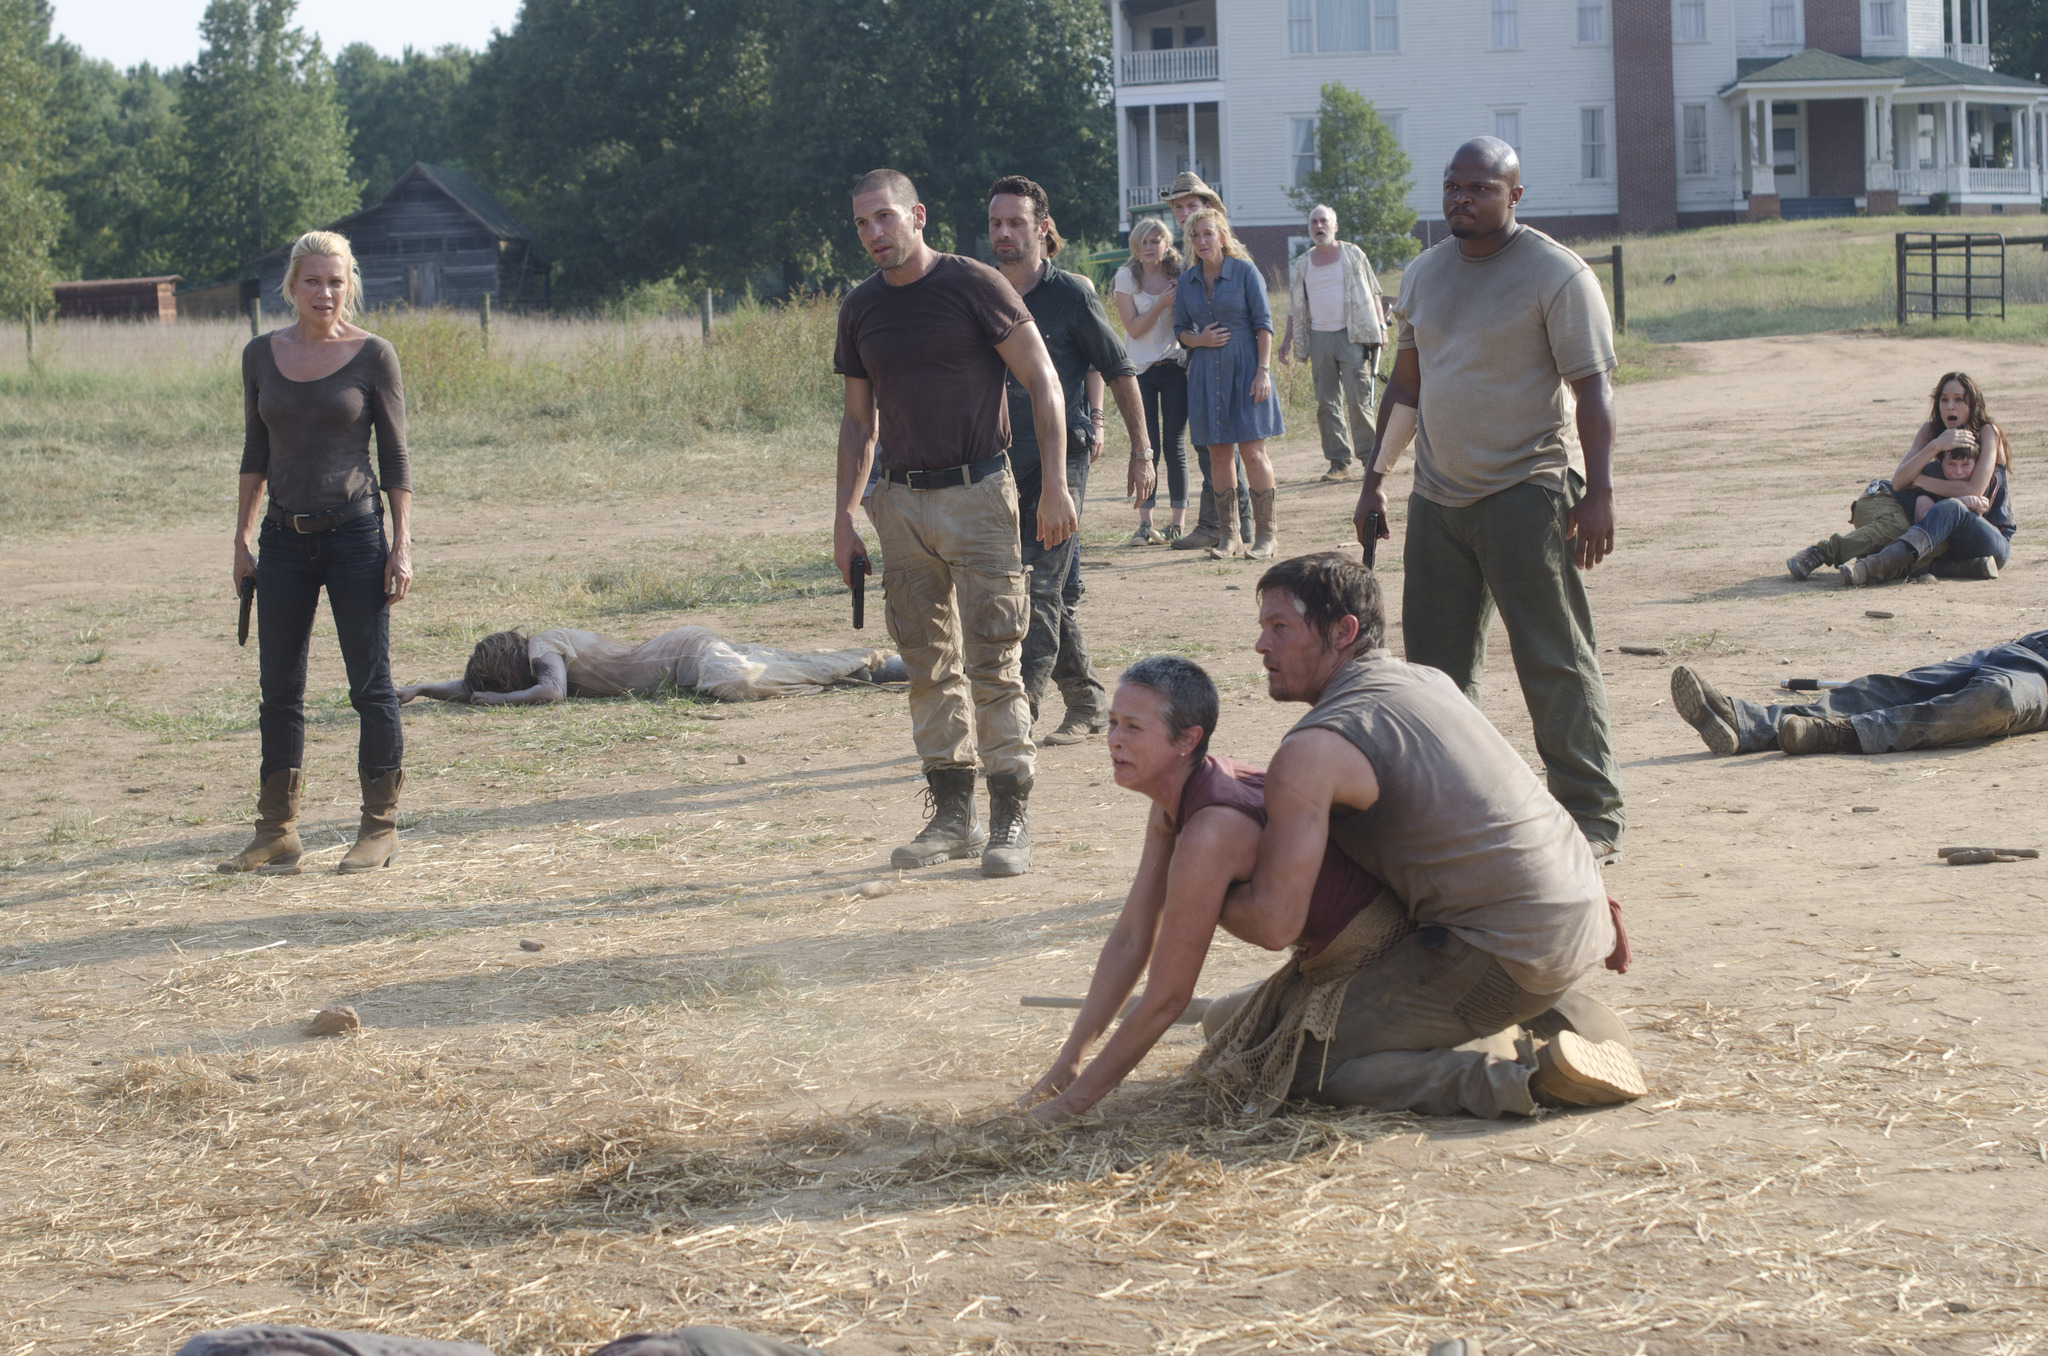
[869,467,1035,780]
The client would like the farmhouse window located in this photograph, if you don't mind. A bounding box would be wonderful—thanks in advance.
[1494,109,1520,151]
[1291,0,1388,53]
[1677,0,1706,41]
[1681,103,1709,175]
[1868,0,1895,37]
[1578,0,1604,43]
[1768,0,1797,42]
[1491,0,1518,49]
[1374,0,1399,51]
[1293,118,1320,185]
[1581,107,1607,179]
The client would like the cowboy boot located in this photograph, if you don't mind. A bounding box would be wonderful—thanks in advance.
[337,769,404,873]
[1842,536,1920,588]
[218,768,303,874]
[1247,487,1279,560]
[1206,512,1244,560]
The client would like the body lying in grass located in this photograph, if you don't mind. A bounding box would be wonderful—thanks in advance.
[398,627,906,706]
[1021,593,1644,1125]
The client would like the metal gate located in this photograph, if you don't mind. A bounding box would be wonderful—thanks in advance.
[1895,232,2005,323]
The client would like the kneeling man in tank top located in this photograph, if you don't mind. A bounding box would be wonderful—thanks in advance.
[1210,553,1645,1116]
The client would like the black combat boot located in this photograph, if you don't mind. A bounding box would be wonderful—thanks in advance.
[891,767,985,869]
[981,772,1033,878]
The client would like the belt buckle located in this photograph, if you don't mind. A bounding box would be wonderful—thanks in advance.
[290,512,315,533]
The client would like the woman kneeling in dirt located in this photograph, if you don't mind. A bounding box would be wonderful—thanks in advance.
[398,627,907,706]
[1787,371,2014,584]
[1018,657,1631,1124]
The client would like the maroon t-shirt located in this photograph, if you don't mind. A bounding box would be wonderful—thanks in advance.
[1171,755,1385,960]
[833,253,1033,472]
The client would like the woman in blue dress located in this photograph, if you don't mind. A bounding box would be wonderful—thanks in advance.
[1174,208,1284,559]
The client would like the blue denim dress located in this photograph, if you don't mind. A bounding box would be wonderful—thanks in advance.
[1175,257,1285,446]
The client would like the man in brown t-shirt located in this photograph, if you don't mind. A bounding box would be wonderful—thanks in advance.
[832,167,1072,879]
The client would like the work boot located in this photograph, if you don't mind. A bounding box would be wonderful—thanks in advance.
[890,767,984,869]
[1779,714,1862,756]
[1247,487,1279,560]
[1526,990,1635,1053]
[1206,513,1244,560]
[1955,555,2001,580]
[1320,463,1355,483]
[218,768,304,874]
[336,769,404,874]
[1042,710,1105,746]
[981,772,1033,878]
[1842,539,1918,588]
[1173,522,1220,551]
[1669,666,1739,755]
[1529,1029,1647,1108]
[1785,544,1827,580]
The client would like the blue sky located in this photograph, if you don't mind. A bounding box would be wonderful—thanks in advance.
[55,0,524,71]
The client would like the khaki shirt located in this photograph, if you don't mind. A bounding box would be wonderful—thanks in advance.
[1287,241,1384,358]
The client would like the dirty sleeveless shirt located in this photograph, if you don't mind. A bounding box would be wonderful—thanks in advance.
[1170,755,1382,959]
[1292,652,1612,993]
[241,333,409,514]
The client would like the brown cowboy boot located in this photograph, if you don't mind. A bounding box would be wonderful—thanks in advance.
[218,768,304,874]
[1247,487,1279,559]
[337,769,404,873]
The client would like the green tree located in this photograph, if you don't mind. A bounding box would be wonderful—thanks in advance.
[334,42,473,201]
[1285,82,1417,271]
[44,46,186,280]
[1991,0,2048,83]
[0,0,64,312]
[176,0,359,283]
[764,0,1116,282]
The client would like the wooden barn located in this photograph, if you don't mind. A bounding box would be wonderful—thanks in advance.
[52,276,182,321]
[251,163,548,315]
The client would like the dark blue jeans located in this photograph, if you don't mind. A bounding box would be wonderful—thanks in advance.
[1136,361,1189,510]
[1724,638,2048,753]
[256,512,402,781]
[1911,497,2012,569]
[1018,453,1106,721]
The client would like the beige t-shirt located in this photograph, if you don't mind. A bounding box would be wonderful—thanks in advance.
[1392,226,1615,509]
[528,628,886,703]
[1295,653,1613,994]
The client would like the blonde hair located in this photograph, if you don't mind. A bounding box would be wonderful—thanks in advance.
[1123,217,1183,284]
[1183,208,1250,263]
[281,230,364,323]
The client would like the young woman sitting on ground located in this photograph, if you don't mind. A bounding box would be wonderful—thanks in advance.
[398,627,905,706]
[1786,371,2012,584]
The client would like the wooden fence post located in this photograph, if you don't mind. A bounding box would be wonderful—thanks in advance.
[1895,232,1908,326]
[701,289,714,337]
[248,297,261,338]
[24,305,36,374]
[480,291,491,352]
[1611,244,1626,335]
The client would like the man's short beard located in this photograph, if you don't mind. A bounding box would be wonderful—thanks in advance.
[1447,220,1477,239]
[991,240,1029,262]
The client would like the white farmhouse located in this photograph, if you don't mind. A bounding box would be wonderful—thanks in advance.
[1110,0,2048,271]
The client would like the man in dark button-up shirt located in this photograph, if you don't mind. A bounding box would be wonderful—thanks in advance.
[989,174,1154,745]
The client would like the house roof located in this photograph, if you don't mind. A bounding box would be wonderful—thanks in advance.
[1728,51,2047,94]
[54,275,183,292]
[248,162,538,266]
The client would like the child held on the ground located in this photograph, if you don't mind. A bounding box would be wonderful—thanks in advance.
[1913,439,1992,522]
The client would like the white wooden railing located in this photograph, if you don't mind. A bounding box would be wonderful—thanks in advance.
[1892,165,2041,197]
[1865,160,1896,191]
[1893,166,1957,197]
[1967,166,2038,194]
[1944,41,1990,67]
[1119,46,1219,85]
[1126,181,1223,211]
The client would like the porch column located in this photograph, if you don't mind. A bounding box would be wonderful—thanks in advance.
[1147,104,1159,203]
[1748,95,1780,218]
[1949,0,1960,53]
[1186,101,1196,180]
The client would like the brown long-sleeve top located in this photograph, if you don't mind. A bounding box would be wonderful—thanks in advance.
[240,333,410,513]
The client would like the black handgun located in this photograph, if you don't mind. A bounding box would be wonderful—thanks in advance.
[237,574,256,646]
[850,554,868,630]
[1361,512,1382,570]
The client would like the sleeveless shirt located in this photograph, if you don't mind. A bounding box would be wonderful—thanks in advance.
[1292,652,1612,992]
[1171,755,1383,959]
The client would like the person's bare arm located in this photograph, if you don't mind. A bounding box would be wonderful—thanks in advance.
[1218,729,1381,949]
[1893,420,1960,493]
[833,377,879,586]
[384,487,414,602]
[467,652,569,706]
[1106,372,1156,502]
[1030,806,1262,1121]
[1353,346,1420,544]
[1568,370,1616,569]
[396,679,468,704]
[1251,329,1274,404]
[1910,422,2001,501]
[996,322,1075,547]
[233,472,265,592]
[1117,284,1175,338]
[1086,370,1106,463]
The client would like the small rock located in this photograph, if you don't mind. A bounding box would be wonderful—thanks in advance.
[1852,805,1879,814]
[734,754,748,765]
[1778,658,1792,665]
[519,939,545,952]
[853,879,895,899]
[1224,585,1241,591]
[1865,609,1894,620]
[1562,1293,1583,1310]
[1946,1300,1973,1314]
[305,1006,360,1037]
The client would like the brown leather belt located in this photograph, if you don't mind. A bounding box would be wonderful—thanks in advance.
[267,496,379,533]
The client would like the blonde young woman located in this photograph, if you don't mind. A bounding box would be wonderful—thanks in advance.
[222,231,413,876]
[1173,209,1284,559]
[1112,217,1188,545]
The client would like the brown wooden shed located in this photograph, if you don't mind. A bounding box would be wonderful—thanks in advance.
[52,276,183,321]
[249,163,548,315]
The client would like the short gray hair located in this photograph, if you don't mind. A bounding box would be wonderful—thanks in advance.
[1118,656,1219,760]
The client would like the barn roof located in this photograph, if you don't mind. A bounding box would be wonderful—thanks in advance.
[248,162,538,266]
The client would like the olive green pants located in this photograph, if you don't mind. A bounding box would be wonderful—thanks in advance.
[1403,481,1625,850]
[1813,489,1909,566]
